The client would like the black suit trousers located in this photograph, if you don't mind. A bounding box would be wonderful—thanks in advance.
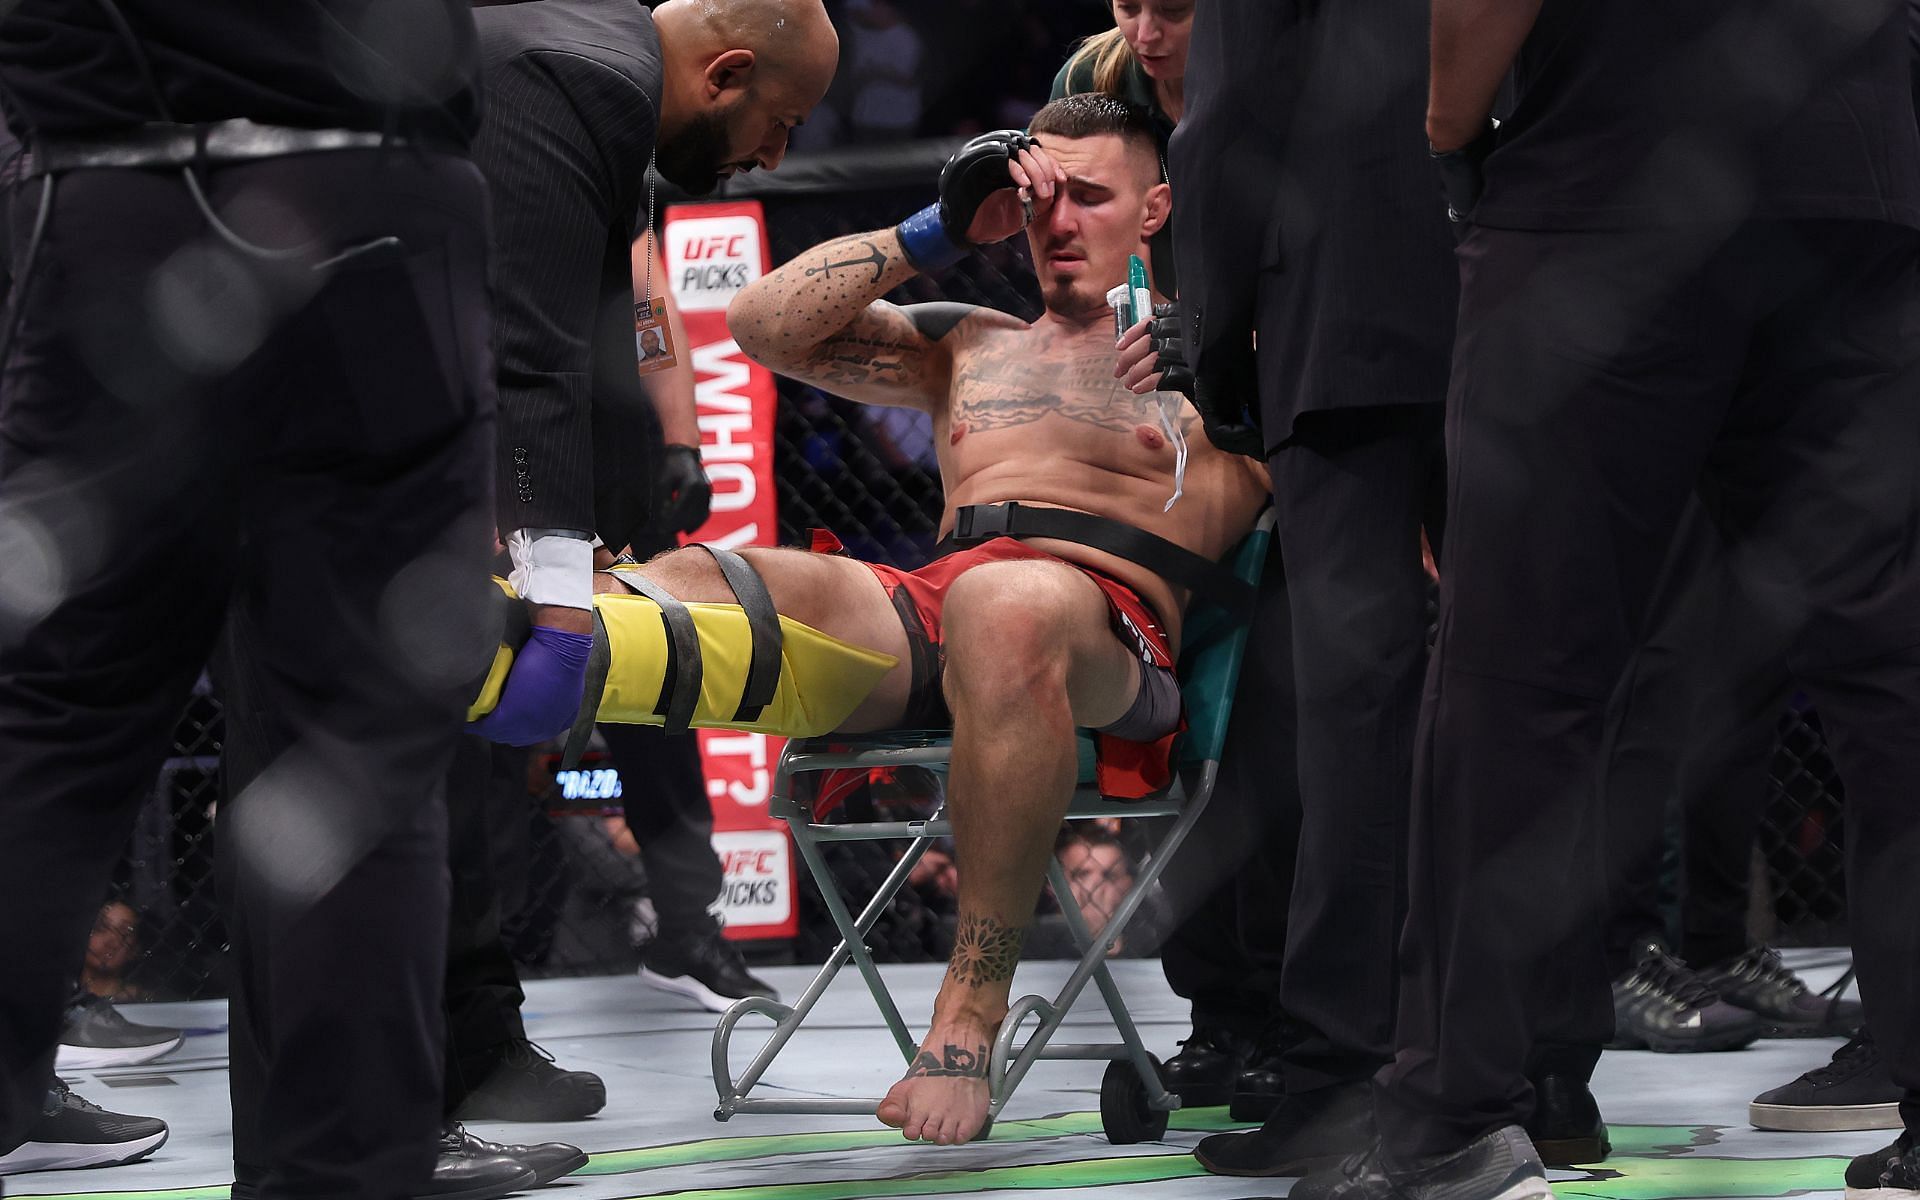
[442,735,534,1112]
[1268,404,1445,1094]
[601,722,726,939]
[0,152,496,1199]
[1378,220,1920,1157]
[1159,545,1299,1038]
[1602,500,1796,975]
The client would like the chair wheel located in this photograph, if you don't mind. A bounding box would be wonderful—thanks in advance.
[1100,1054,1170,1144]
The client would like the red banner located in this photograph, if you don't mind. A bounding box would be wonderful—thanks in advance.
[663,201,794,940]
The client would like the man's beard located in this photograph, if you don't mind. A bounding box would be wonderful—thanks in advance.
[1040,275,1101,321]
[656,108,734,197]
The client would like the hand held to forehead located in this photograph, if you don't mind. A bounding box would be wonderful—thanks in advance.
[896,130,1050,272]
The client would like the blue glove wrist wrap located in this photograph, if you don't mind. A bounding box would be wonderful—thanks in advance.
[895,204,966,273]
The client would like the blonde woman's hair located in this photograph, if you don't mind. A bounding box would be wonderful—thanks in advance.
[1064,26,1136,98]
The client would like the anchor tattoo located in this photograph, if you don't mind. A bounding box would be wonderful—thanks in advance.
[807,240,889,284]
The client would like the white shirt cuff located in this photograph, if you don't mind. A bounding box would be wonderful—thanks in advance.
[506,529,593,610]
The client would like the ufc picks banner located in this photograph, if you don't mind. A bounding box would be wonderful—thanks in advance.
[661,201,795,940]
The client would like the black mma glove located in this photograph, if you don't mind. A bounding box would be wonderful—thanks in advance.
[1144,302,1263,459]
[1145,302,1194,398]
[655,444,712,535]
[895,129,1036,272]
[1430,121,1498,225]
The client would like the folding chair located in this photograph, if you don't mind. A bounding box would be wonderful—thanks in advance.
[711,509,1275,1144]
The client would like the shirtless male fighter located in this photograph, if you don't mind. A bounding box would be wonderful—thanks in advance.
[601,93,1268,1144]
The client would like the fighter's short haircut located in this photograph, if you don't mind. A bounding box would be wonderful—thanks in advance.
[1027,93,1160,170]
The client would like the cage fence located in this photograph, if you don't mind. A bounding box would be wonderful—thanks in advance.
[95,144,1853,1002]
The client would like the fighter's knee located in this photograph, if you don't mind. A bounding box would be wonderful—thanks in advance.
[942,566,1080,706]
[637,545,727,594]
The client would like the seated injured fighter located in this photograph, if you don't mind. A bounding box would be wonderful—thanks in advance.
[468,93,1268,1144]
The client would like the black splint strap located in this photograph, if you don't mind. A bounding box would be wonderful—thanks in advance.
[946,502,1255,617]
[689,544,785,722]
[558,607,613,770]
[619,573,705,734]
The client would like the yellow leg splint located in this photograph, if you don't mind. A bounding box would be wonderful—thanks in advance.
[466,573,897,739]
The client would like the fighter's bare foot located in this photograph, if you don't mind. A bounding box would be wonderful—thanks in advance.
[877,1021,997,1145]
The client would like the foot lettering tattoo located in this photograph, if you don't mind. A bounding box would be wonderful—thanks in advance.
[903,1042,989,1079]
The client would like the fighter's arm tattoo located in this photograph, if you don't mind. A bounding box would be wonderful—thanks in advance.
[949,912,1025,986]
[728,229,979,410]
[902,1042,990,1079]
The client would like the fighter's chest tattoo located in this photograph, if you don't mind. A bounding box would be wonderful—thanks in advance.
[951,350,1163,435]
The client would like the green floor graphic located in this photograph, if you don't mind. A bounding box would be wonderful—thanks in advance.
[28,1118,1860,1200]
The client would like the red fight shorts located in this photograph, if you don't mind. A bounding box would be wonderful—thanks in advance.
[809,530,1184,803]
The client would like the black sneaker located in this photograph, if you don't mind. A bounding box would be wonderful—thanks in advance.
[1290,1125,1554,1200]
[55,994,185,1072]
[1194,1079,1373,1177]
[0,1080,168,1175]
[453,1039,607,1123]
[1702,946,1864,1039]
[1523,1073,1610,1165]
[1751,1029,1904,1132]
[1608,944,1763,1053]
[1160,1024,1254,1109]
[446,1122,587,1186]
[640,929,780,1013]
[1846,1132,1920,1199]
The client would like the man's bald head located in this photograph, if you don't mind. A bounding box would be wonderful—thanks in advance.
[652,0,839,194]
[675,0,838,69]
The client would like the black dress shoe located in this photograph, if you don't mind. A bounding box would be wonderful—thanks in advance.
[1230,1046,1286,1122]
[450,1122,588,1185]
[1193,1079,1374,1177]
[229,1129,536,1200]
[425,1123,539,1200]
[1159,1024,1255,1108]
[1523,1073,1610,1165]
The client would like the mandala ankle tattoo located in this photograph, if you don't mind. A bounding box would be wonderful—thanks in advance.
[904,1042,989,1079]
[950,913,1024,986]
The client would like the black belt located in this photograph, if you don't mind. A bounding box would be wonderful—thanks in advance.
[942,502,1255,617]
[32,118,459,175]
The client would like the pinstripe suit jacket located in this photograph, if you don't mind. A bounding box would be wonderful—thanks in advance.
[473,0,663,546]
[1169,0,1455,455]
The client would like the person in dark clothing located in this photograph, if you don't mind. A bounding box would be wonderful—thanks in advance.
[1601,501,1861,1054]
[1298,2,1920,1197]
[438,735,611,1131]
[1146,543,1303,1114]
[1049,0,1296,1115]
[436,0,835,1126]
[468,0,839,756]
[607,514,781,1015]
[1147,0,1462,1178]
[0,4,500,1197]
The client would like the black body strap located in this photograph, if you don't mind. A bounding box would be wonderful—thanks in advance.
[945,503,1254,617]
[559,607,614,770]
[619,573,705,735]
[689,544,785,722]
